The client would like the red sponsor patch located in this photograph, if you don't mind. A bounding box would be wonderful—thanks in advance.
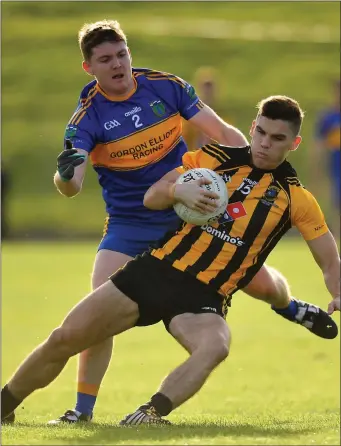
[226,202,247,220]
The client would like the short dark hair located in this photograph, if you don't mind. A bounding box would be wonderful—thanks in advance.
[256,95,304,135]
[78,19,127,61]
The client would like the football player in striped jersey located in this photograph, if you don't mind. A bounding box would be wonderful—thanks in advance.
[2,95,339,426]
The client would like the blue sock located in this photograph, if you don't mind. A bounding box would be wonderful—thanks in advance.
[272,299,298,318]
[75,392,97,416]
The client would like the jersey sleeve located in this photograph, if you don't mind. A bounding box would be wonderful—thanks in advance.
[290,185,329,240]
[171,76,204,121]
[64,100,98,153]
[176,144,226,174]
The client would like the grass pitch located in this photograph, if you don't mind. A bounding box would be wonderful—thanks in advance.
[1,239,340,445]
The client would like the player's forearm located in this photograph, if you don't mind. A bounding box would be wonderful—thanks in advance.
[54,172,82,197]
[144,180,176,210]
[218,123,249,147]
[322,260,341,299]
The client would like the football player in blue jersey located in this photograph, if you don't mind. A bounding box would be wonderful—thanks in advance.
[48,20,302,424]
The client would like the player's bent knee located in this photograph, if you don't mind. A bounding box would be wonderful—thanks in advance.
[210,341,229,363]
[46,327,83,360]
[202,342,229,368]
[197,335,230,366]
[269,267,290,292]
[243,265,289,302]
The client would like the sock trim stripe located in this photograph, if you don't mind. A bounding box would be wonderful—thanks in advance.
[77,382,100,396]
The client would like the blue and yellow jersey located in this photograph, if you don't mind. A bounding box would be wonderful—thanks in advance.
[64,68,204,224]
[316,109,340,152]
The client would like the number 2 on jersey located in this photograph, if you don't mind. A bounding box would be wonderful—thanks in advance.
[132,114,143,128]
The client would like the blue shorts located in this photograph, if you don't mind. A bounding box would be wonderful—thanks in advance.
[98,216,181,257]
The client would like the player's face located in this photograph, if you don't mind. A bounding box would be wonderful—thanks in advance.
[249,116,301,170]
[82,41,133,96]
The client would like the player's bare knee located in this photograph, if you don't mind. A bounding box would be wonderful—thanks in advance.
[200,343,229,369]
[216,331,230,359]
[210,341,229,364]
[244,265,290,304]
[197,333,230,366]
[46,327,79,360]
[265,267,290,303]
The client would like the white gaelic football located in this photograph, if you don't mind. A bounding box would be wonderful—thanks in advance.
[173,168,229,226]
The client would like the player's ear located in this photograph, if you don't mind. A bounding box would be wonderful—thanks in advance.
[82,60,94,76]
[128,47,132,63]
[249,120,256,137]
[290,135,302,152]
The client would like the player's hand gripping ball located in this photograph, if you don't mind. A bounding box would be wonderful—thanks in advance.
[173,168,229,226]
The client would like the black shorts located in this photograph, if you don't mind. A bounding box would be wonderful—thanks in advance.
[110,253,230,331]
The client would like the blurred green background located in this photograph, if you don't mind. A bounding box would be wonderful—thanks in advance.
[2,1,340,237]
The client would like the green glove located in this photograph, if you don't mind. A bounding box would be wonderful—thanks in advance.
[57,140,86,181]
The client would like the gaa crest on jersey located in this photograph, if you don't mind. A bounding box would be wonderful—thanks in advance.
[150,100,166,117]
[186,85,196,99]
[258,185,281,207]
[65,125,77,139]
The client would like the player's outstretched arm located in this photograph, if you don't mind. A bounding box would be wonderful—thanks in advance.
[144,169,219,213]
[188,104,249,147]
[306,231,341,314]
[54,140,88,197]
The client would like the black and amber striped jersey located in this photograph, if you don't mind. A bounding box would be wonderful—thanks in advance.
[151,144,328,297]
